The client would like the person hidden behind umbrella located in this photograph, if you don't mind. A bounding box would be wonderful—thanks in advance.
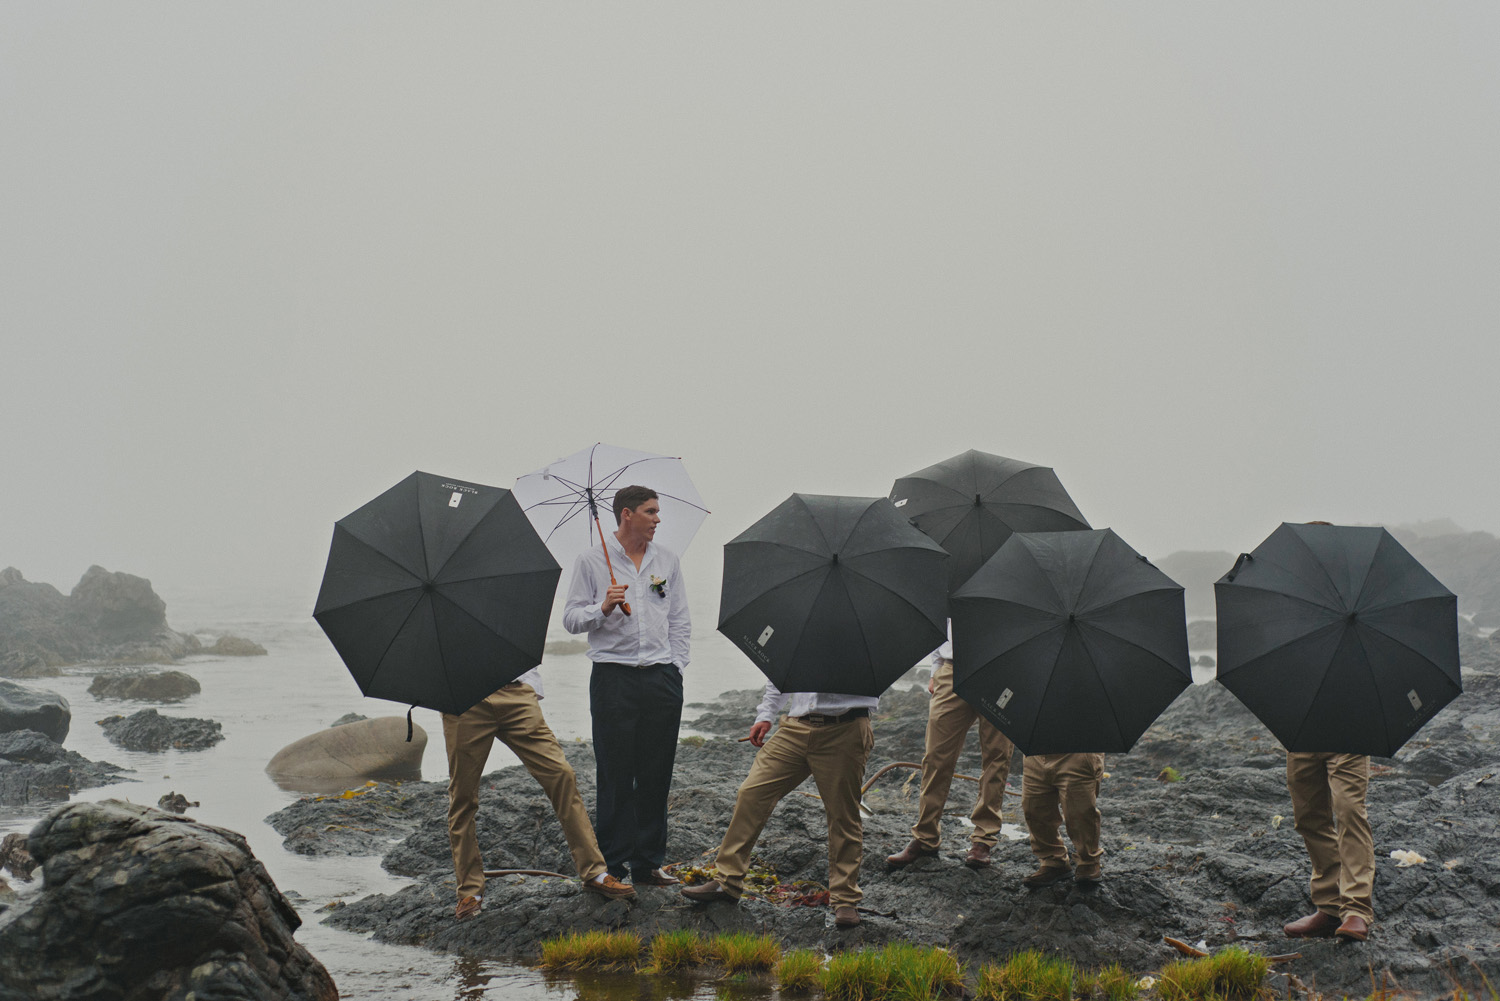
[442,670,635,921]
[1019,751,1106,887]
[680,681,877,929]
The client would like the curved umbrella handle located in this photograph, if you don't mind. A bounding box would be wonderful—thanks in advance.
[595,514,632,616]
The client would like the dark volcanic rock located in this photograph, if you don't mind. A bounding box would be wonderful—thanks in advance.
[99,708,223,751]
[303,674,1500,997]
[0,679,70,742]
[205,635,267,656]
[0,799,337,1000]
[89,669,202,702]
[0,729,130,806]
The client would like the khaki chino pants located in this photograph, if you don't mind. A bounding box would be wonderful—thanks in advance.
[714,715,873,908]
[1021,752,1104,869]
[442,683,606,900]
[911,659,1015,849]
[1286,751,1374,921]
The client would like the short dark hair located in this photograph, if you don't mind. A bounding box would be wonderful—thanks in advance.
[613,485,658,523]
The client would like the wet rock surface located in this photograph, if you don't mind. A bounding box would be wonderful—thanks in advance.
[265,716,427,792]
[88,669,202,702]
[0,799,337,1000]
[292,672,1500,996]
[98,708,224,751]
[0,729,131,806]
[0,679,70,743]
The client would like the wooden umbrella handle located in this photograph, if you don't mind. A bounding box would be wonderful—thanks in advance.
[595,515,631,616]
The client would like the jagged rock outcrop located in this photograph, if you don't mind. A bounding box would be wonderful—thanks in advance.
[0,799,337,1000]
[0,679,70,743]
[98,709,223,752]
[0,567,211,676]
[88,670,201,703]
[0,730,130,807]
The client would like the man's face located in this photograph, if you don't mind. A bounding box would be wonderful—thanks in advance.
[622,499,662,541]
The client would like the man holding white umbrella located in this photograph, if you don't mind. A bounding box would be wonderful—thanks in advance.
[563,485,691,886]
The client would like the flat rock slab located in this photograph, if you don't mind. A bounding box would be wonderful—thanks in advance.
[98,708,223,751]
[88,670,201,703]
[0,729,131,807]
[0,799,336,1000]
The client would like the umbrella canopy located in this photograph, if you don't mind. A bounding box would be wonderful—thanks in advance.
[891,449,1091,593]
[718,494,949,696]
[950,528,1190,754]
[313,471,560,716]
[512,443,709,597]
[1214,522,1461,755]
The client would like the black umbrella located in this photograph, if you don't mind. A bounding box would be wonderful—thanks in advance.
[313,471,561,717]
[1214,522,1460,756]
[890,449,1091,593]
[718,494,949,696]
[950,529,1190,754]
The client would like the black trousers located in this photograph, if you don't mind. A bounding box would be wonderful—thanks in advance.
[589,662,683,878]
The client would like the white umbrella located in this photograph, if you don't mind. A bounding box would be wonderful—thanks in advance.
[512,443,710,610]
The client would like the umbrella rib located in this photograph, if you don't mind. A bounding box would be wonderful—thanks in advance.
[838,561,946,634]
[1075,620,1182,674]
[1284,623,1347,749]
[363,593,433,702]
[1219,621,1341,677]
[1075,627,1129,748]
[434,590,539,673]
[1288,528,1350,610]
[1351,625,1397,754]
[1354,616,1458,681]
[1220,583,1340,618]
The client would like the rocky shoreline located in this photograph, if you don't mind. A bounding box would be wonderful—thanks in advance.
[265,638,1500,997]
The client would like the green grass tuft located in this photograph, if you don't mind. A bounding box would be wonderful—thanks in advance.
[775,949,824,992]
[707,931,781,973]
[816,943,963,1001]
[1095,962,1140,1001]
[537,929,642,971]
[1157,946,1269,1001]
[820,948,889,1001]
[643,929,703,973]
[975,949,1077,1001]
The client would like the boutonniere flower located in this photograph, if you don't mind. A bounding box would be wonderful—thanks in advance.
[650,575,668,598]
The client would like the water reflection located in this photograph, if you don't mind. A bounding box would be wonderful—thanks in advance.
[540,971,775,1001]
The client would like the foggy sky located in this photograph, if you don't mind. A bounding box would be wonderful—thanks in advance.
[4,4,1498,616]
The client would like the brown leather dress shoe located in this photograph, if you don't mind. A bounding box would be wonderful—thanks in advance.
[680,879,739,903]
[963,843,993,869]
[1336,914,1370,941]
[583,874,637,900]
[1074,862,1103,885]
[1022,864,1072,887]
[632,867,681,886]
[834,905,861,928]
[886,840,940,869]
[454,895,481,921]
[1283,911,1339,938]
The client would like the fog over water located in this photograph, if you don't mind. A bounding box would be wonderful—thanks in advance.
[4,4,1499,619]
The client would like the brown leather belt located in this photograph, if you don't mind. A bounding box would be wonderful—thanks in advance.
[792,707,869,726]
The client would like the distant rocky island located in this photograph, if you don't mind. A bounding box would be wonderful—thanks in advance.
[0,566,265,678]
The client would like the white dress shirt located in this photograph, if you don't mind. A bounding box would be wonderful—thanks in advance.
[754,681,879,725]
[931,618,953,667]
[562,532,691,673]
[515,667,544,698]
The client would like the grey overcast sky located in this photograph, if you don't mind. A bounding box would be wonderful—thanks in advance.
[3,4,1498,612]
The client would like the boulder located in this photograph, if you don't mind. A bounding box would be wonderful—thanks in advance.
[329,713,368,727]
[0,729,131,807]
[98,709,223,751]
[1195,653,1216,668]
[265,717,426,791]
[0,799,337,1000]
[0,679,70,743]
[1186,618,1217,650]
[205,635,267,656]
[88,670,201,703]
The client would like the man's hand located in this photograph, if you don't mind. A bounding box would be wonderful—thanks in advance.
[602,583,629,616]
[928,675,935,695]
[748,721,772,747]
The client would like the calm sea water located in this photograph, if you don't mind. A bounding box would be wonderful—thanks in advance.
[2,585,1217,999]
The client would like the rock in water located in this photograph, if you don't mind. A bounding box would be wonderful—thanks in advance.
[205,635,267,656]
[99,709,223,751]
[89,670,201,703]
[266,717,426,791]
[0,799,337,1000]
[0,679,70,743]
[0,730,130,807]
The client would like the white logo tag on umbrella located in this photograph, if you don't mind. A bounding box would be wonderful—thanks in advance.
[758,626,774,646]
[998,688,1014,708]
[1407,689,1422,710]
[449,492,463,508]
[893,498,908,508]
